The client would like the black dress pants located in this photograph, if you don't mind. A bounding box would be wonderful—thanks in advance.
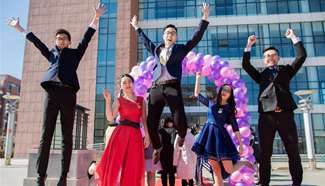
[36,85,76,177]
[258,111,303,186]
[147,82,187,149]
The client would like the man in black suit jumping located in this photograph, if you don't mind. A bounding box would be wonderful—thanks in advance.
[8,3,105,186]
[131,3,210,164]
[242,29,307,186]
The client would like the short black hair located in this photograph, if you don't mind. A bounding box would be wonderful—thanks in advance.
[263,46,279,54]
[163,24,177,33]
[55,29,71,41]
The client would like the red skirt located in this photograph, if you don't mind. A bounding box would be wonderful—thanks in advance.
[94,125,145,186]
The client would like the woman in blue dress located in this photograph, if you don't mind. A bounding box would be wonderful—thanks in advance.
[192,73,254,186]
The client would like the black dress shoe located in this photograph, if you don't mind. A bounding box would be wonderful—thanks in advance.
[87,160,96,180]
[36,175,46,186]
[57,176,67,186]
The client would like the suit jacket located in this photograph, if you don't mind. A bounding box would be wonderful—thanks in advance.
[242,42,307,113]
[137,20,209,81]
[26,27,96,92]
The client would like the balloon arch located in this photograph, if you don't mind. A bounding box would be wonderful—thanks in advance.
[130,52,255,186]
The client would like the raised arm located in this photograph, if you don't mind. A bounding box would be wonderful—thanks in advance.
[77,3,106,60]
[195,73,209,107]
[8,17,52,60]
[103,89,119,122]
[130,15,156,55]
[184,3,210,52]
[285,29,307,79]
[242,35,261,84]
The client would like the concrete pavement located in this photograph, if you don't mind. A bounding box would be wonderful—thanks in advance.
[1,159,324,186]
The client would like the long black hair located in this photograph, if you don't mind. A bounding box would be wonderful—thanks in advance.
[216,84,237,116]
[119,73,134,96]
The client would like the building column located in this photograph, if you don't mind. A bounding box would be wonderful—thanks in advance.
[115,0,139,88]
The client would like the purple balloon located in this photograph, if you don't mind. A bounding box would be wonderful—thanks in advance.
[212,70,221,80]
[219,60,229,67]
[146,56,155,62]
[146,60,156,71]
[135,84,147,96]
[195,56,205,72]
[143,71,153,80]
[210,60,221,70]
[139,62,147,72]
[234,88,245,99]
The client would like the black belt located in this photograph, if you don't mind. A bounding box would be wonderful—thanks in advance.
[154,79,179,86]
[119,120,140,129]
[49,81,73,89]
[107,123,118,127]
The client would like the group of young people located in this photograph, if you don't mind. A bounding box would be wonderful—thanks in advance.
[8,2,306,186]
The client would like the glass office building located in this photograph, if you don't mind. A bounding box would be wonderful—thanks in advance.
[95,0,325,154]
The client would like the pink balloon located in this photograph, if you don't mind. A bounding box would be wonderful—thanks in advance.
[220,66,231,77]
[201,65,212,76]
[248,146,254,154]
[240,127,251,138]
[241,145,250,157]
[143,79,152,88]
[230,171,242,182]
[236,108,245,118]
[203,54,213,65]
[186,51,196,60]
[214,79,224,87]
[242,173,254,185]
[226,125,234,134]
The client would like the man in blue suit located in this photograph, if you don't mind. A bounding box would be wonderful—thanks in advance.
[131,3,210,164]
[8,4,105,186]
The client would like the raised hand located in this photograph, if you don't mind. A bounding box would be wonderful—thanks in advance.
[130,15,139,30]
[103,89,112,102]
[196,72,201,79]
[8,17,20,28]
[94,3,106,18]
[202,3,210,21]
[246,35,257,48]
[8,17,26,33]
[285,28,296,39]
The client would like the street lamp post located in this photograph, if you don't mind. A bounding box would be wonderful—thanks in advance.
[2,93,20,166]
[295,90,316,170]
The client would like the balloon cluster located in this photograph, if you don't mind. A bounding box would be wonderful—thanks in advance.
[129,56,156,98]
[130,52,255,186]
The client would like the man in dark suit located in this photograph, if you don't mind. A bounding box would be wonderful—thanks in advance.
[242,29,307,186]
[8,4,105,186]
[131,3,210,164]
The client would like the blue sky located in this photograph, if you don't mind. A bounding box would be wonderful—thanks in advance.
[0,0,29,79]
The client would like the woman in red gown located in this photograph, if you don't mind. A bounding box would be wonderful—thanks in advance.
[87,74,150,186]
